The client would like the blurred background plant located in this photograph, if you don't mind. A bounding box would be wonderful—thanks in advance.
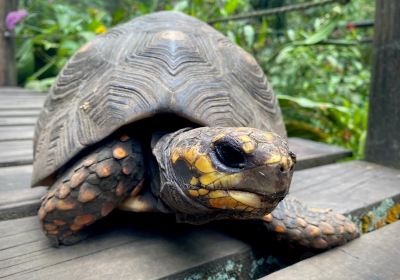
[14,0,374,158]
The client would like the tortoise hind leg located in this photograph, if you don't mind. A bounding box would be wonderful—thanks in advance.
[38,134,144,246]
[262,197,360,250]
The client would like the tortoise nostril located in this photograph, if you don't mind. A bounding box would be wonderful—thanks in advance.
[279,164,285,173]
[289,151,297,163]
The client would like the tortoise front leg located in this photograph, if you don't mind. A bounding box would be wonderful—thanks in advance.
[38,135,144,246]
[262,197,360,250]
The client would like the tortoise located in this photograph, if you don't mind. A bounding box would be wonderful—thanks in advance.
[32,11,359,248]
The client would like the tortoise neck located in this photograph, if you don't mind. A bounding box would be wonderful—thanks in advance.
[148,128,193,213]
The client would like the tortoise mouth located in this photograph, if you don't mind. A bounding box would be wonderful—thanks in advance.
[187,187,286,214]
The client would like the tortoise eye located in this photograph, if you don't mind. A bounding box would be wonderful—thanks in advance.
[214,140,246,169]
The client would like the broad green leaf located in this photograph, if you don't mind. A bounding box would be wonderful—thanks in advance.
[224,0,239,14]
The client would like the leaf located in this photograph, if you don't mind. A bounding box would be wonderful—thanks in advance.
[16,39,35,82]
[173,1,189,12]
[243,25,255,47]
[28,59,56,81]
[40,40,59,50]
[25,77,56,92]
[278,95,349,113]
[224,0,239,15]
[227,30,237,43]
[79,31,96,42]
[296,19,338,45]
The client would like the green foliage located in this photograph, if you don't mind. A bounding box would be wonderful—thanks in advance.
[15,0,374,158]
[258,2,373,158]
[17,1,107,90]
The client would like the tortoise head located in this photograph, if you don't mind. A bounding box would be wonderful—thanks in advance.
[152,127,296,223]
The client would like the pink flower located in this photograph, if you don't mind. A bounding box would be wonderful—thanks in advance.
[346,23,356,31]
[5,10,28,31]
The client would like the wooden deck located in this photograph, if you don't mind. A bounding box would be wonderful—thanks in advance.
[0,87,399,279]
[263,220,400,280]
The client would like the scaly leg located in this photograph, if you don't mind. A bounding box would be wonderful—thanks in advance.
[263,197,360,250]
[38,134,144,246]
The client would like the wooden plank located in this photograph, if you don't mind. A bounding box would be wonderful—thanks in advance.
[0,126,34,141]
[0,165,46,220]
[0,94,45,100]
[0,215,254,280]
[0,99,45,110]
[0,116,38,126]
[0,161,399,278]
[289,161,400,215]
[0,87,46,109]
[0,109,40,117]
[0,87,43,96]
[365,0,400,169]
[0,104,43,110]
[263,221,400,280]
[0,140,32,167]
[0,165,33,194]
[0,192,43,221]
[288,138,351,170]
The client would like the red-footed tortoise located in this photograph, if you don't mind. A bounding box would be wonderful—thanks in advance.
[32,11,359,248]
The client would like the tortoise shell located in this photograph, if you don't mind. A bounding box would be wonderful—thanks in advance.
[32,11,285,186]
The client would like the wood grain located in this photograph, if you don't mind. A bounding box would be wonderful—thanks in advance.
[0,165,46,220]
[0,215,253,280]
[263,221,400,280]
[0,126,34,141]
[0,109,40,117]
[289,160,400,215]
[365,0,400,169]
[0,140,32,167]
[288,138,351,170]
[0,116,38,126]
[0,88,45,109]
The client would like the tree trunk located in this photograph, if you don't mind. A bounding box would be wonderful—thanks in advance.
[365,0,400,168]
[0,0,18,86]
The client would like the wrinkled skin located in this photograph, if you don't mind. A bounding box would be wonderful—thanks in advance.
[153,127,295,223]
